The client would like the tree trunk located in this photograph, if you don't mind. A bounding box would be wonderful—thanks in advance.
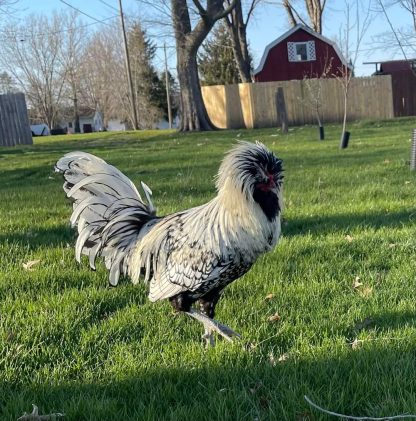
[177,49,214,131]
[73,95,80,133]
[171,0,236,132]
[224,1,252,83]
[231,27,251,82]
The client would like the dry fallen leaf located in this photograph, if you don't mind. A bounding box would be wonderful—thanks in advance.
[22,259,41,271]
[265,293,275,300]
[345,234,354,242]
[268,313,281,322]
[358,286,373,298]
[352,276,363,289]
[268,351,277,366]
[405,181,411,185]
[351,338,363,349]
[384,159,390,164]
[389,243,396,248]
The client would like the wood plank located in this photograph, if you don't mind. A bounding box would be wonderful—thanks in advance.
[0,93,32,146]
[202,75,394,129]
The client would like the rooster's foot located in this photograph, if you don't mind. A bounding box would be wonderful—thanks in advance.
[186,309,241,343]
[202,329,215,347]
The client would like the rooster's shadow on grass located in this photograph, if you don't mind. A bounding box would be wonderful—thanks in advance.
[0,224,75,250]
[1,344,416,421]
[349,310,416,337]
[284,208,416,237]
[0,131,177,158]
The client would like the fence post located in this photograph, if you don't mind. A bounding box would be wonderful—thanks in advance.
[276,87,288,133]
[410,129,416,170]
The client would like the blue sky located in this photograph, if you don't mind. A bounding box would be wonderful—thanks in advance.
[11,0,412,76]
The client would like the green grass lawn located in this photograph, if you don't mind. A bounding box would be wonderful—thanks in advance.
[2,120,416,421]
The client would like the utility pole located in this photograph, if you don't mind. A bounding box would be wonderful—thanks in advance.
[73,94,80,133]
[118,0,139,130]
[164,43,173,129]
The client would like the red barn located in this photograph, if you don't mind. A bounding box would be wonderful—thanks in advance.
[253,24,349,82]
[375,60,416,117]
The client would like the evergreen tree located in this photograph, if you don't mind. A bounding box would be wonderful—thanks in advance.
[154,70,179,121]
[198,23,242,86]
[0,71,16,94]
[128,22,164,128]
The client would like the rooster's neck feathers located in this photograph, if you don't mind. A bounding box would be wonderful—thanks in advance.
[216,141,284,220]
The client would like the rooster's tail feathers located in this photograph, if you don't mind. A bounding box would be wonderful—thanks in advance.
[55,151,156,285]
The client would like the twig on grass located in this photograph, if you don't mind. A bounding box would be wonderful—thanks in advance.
[305,395,416,420]
[17,404,65,421]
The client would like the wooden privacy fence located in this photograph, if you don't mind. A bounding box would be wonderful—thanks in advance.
[201,75,394,129]
[0,93,32,146]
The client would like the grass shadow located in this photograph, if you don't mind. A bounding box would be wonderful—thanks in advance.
[285,209,416,236]
[0,224,74,250]
[1,343,416,421]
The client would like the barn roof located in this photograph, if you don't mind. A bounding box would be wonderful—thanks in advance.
[253,24,349,76]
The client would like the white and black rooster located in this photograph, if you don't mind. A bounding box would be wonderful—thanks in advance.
[56,142,284,346]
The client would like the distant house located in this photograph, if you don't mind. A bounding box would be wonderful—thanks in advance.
[371,59,416,117]
[253,24,349,82]
[64,108,128,133]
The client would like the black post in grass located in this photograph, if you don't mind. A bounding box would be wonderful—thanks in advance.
[340,131,350,149]
[319,125,325,140]
[411,129,416,170]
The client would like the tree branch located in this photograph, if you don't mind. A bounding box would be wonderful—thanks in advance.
[192,0,207,17]
[214,0,237,20]
[245,0,262,25]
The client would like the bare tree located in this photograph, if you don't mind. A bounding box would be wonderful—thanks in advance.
[281,0,327,34]
[223,0,260,82]
[0,12,69,128]
[0,0,19,23]
[79,26,126,127]
[171,0,236,131]
[336,0,372,148]
[395,0,416,30]
[59,11,89,133]
[373,0,416,60]
[297,55,333,139]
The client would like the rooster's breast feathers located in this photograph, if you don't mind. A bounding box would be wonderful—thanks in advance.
[129,199,260,302]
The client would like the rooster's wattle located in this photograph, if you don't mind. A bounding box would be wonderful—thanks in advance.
[55,142,284,345]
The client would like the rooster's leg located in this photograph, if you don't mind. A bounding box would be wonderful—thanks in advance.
[170,292,240,344]
[202,326,215,347]
[186,309,241,343]
[199,294,219,347]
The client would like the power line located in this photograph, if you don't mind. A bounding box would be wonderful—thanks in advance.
[59,0,117,25]
[0,15,118,41]
[97,0,119,13]
[377,0,411,63]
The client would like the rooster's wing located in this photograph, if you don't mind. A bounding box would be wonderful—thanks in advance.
[137,212,248,302]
